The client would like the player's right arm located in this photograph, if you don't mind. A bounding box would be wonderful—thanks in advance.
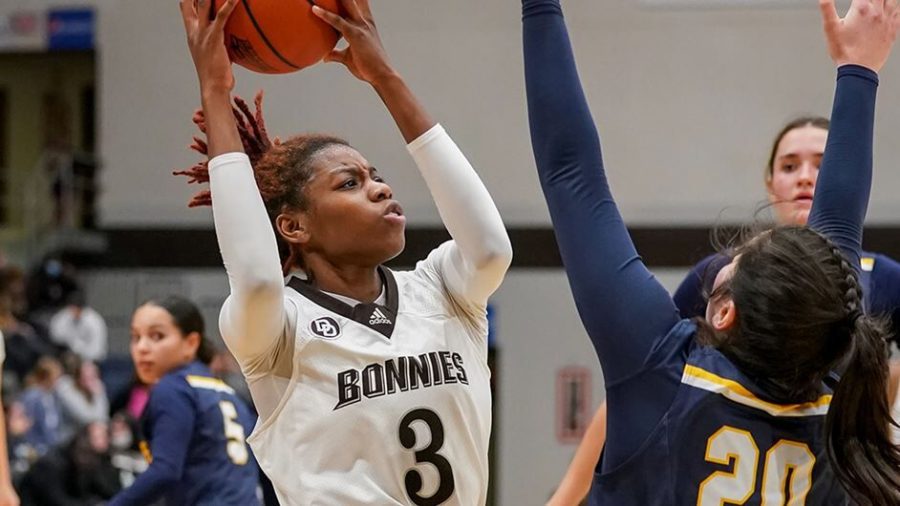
[521,0,680,385]
[179,0,289,366]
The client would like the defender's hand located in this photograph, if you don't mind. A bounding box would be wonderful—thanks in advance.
[820,0,900,71]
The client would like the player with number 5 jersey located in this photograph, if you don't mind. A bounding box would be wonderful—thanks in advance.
[177,0,511,504]
[108,296,259,506]
[522,0,900,504]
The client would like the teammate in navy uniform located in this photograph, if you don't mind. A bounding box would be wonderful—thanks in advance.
[109,296,259,506]
[522,0,900,504]
[674,116,900,340]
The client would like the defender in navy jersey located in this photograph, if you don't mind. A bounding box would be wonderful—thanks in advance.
[522,0,900,504]
[552,117,900,506]
[109,297,259,506]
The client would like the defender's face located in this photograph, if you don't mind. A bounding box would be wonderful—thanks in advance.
[766,126,827,226]
[130,304,196,385]
[299,145,406,265]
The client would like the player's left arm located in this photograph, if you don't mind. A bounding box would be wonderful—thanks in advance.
[108,381,195,506]
[314,0,512,305]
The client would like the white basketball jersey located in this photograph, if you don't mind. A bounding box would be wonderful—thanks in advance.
[247,245,492,506]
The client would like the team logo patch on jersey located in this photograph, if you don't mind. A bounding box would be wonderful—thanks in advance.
[369,307,392,326]
[310,316,341,339]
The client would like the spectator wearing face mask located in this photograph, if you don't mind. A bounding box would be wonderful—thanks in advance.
[49,293,107,363]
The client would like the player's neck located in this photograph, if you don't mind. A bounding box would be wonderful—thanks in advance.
[302,257,382,304]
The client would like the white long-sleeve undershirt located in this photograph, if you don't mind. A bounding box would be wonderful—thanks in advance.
[210,124,511,376]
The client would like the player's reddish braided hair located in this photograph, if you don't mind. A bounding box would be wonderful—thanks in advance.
[173,91,275,207]
[174,91,351,270]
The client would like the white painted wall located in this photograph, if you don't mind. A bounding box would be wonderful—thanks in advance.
[81,0,900,228]
[491,268,687,504]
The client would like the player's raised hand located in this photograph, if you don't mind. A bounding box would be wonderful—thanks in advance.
[180,0,239,91]
[311,0,398,86]
[820,0,900,71]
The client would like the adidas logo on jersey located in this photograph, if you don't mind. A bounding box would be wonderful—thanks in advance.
[369,307,392,326]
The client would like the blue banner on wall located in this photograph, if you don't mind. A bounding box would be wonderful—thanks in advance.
[47,8,94,51]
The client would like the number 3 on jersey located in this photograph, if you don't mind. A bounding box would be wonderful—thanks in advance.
[398,408,455,506]
[697,426,815,505]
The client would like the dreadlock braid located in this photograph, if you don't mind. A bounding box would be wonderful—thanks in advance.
[173,91,275,207]
[174,90,352,269]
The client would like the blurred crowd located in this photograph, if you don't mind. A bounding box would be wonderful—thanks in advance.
[0,253,257,506]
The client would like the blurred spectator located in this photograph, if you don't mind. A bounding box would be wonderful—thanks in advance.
[25,256,80,327]
[18,421,122,506]
[57,357,108,437]
[107,413,146,490]
[49,293,107,362]
[18,358,65,456]
[108,377,150,423]
[0,268,55,386]
[6,401,37,486]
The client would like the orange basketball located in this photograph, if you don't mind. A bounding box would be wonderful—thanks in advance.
[219,0,342,74]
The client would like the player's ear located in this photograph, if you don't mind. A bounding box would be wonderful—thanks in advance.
[276,212,311,246]
[710,298,737,332]
[184,331,201,361]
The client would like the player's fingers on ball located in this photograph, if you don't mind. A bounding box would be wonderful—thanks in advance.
[312,5,349,33]
[214,0,239,30]
[179,0,196,30]
[197,0,213,28]
[324,48,348,65]
[340,0,365,22]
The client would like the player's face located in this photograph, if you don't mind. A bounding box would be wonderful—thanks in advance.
[766,126,827,226]
[295,145,406,265]
[130,304,199,385]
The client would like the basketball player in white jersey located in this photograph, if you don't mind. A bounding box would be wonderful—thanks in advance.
[178,0,512,504]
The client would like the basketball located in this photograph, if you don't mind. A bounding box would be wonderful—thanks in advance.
[219,0,342,74]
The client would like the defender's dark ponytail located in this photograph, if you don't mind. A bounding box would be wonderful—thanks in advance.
[826,313,900,505]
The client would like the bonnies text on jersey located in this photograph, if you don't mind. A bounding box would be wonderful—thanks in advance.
[334,351,469,410]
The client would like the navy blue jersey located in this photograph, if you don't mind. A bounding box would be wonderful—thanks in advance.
[522,0,877,502]
[590,320,847,505]
[109,361,260,506]
[674,252,900,344]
